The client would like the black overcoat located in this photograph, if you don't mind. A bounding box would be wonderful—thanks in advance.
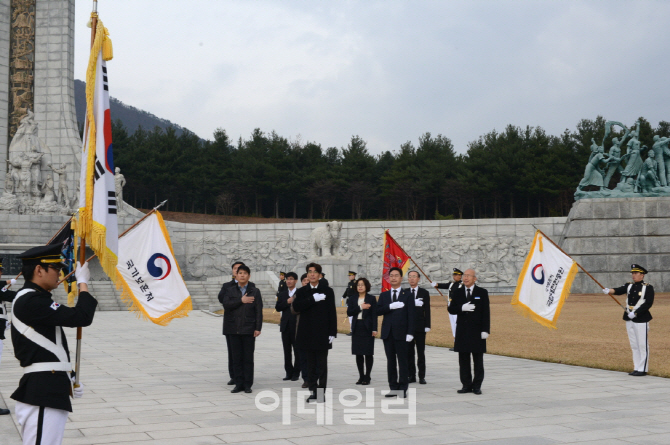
[222,282,263,335]
[293,282,337,350]
[448,284,490,353]
[275,289,297,335]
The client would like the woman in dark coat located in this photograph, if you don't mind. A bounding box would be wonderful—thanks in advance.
[346,278,377,385]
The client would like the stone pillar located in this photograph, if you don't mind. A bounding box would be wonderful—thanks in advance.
[32,0,80,196]
[0,0,11,190]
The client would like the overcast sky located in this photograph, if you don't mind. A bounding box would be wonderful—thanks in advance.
[74,1,670,155]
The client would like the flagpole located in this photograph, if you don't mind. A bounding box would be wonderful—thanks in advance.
[58,201,168,285]
[536,229,625,309]
[74,2,99,389]
[385,230,449,305]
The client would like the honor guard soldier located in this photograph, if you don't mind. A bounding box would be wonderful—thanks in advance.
[603,264,654,376]
[430,268,463,350]
[343,271,357,336]
[277,271,287,296]
[10,245,97,444]
[0,258,18,415]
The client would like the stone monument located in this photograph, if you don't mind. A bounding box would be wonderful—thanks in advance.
[1,0,81,204]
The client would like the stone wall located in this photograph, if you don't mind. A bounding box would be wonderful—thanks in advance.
[561,197,670,293]
[0,0,10,189]
[0,214,567,295]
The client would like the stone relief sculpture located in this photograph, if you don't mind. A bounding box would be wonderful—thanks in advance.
[309,221,343,257]
[0,112,73,214]
[575,119,670,200]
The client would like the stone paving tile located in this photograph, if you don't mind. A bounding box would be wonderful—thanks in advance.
[0,311,669,445]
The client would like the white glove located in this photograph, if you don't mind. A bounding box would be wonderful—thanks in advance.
[481,332,489,340]
[406,334,414,342]
[389,301,405,310]
[76,262,90,285]
[628,311,636,319]
[9,279,16,285]
[313,293,326,302]
[73,383,84,398]
[602,288,610,294]
[462,303,475,312]
[430,281,438,288]
[415,299,424,307]
[425,327,430,333]
[328,336,334,344]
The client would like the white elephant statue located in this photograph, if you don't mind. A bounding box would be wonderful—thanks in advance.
[309,221,342,257]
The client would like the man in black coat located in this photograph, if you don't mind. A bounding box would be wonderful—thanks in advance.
[0,259,18,415]
[448,268,490,395]
[406,271,430,384]
[293,263,337,403]
[603,264,654,376]
[222,265,263,393]
[275,272,300,381]
[377,267,415,398]
[10,245,97,443]
[218,261,245,385]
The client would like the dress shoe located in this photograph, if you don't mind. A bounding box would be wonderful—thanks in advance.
[632,371,647,376]
[419,378,427,384]
[384,391,399,398]
[473,388,482,395]
[449,348,455,351]
[356,378,363,385]
[346,332,353,336]
[361,376,371,385]
[227,379,235,385]
[408,377,417,383]
[244,388,252,393]
[231,386,244,393]
[291,376,300,381]
[283,376,292,381]
[628,371,636,375]
[0,408,9,415]
[306,394,317,403]
[301,382,309,388]
[457,387,472,394]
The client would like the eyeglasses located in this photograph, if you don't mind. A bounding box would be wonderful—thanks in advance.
[48,265,65,273]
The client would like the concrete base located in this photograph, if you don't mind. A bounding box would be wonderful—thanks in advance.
[560,197,670,293]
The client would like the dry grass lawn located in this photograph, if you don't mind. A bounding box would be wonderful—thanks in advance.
[262,292,670,378]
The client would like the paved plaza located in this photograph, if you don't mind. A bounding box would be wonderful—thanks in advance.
[1,310,670,445]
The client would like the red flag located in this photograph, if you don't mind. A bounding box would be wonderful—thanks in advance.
[381,230,411,292]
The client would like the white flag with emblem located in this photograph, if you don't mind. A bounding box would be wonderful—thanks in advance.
[116,211,191,326]
[511,231,578,329]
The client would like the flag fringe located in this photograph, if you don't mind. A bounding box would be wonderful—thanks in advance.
[156,211,185,278]
[118,275,192,326]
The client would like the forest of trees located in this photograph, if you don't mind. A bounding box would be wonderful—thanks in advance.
[111,116,670,220]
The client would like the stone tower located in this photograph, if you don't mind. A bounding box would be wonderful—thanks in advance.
[0,0,81,213]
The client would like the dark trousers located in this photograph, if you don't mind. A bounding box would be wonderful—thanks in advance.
[298,347,308,382]
[459,352,484,390]
[306,349,328,394]
[408,331,426,379]
[383,337,409,391]
[225,334,234,379]
[281,329,300,378]
[229,334,256,389]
